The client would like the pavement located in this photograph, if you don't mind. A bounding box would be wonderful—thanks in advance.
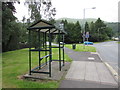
[93,41,118,73]
[59,47,118,88]
[23,61,71,81]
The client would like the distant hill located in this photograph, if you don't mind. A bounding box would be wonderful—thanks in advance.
[106,22,118,36]
[56,17,118,36]
[106,23,118,32]
[56,17,99,25]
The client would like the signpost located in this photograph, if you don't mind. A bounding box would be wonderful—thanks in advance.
[85,32,89,41]
[82,32,85,48]
[85,32,89,46]
[82,31,90,48]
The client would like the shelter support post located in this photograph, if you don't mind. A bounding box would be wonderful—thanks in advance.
[29,30,31,75]
[49,29,52,77]
[63,35,65,66]
[43,32,45,48]
[58,30,61,71]
[38,30,41,69]
[45,33,47,65]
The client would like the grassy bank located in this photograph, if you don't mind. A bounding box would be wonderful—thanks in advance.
[2,48,71,88]
[65,44,96,52]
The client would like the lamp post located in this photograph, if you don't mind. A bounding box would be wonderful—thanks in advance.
[83,7,96,20]
[83,7,96,46]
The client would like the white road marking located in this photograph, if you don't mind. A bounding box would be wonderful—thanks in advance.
[90,52,98,54]
[102,45,112,46]
[88,57,95,60]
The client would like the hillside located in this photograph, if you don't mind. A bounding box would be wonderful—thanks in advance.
[106,22,118,37]
[56,17,99,25]
[56,17,118,36]
[106,23,118,32]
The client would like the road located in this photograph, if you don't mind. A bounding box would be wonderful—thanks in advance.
[93,41,118,73]
[48,41,119,73]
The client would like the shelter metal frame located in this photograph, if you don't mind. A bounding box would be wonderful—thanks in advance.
[27,19,66,77]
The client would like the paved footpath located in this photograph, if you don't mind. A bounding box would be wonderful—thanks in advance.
[59,47,118,88]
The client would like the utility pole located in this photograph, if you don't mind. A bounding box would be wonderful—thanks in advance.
[83,7,96,48]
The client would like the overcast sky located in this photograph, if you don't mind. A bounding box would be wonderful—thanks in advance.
[14,0,120,22]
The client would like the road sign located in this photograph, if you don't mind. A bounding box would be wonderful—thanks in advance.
[85,32,89,38]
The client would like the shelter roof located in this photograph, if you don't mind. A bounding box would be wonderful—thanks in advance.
[27,19,67,34]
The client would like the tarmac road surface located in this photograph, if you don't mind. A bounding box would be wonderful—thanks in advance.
[93,41,118,73]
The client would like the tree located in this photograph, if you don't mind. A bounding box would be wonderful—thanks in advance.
[25,0,56,48]
[64,22,75,43]
[62,20,82,43]
[90,21,95,33]
[89,18,113,42]
[2,2,21,52]
[73,21,82,43]
[94,18,108,41]
[26,1,41,22]
[25,0,56,21]
[19,17,28,44]
[85,22,90,32]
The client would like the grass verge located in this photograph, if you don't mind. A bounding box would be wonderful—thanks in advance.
[2,48,72,88]
[65,44,96,52]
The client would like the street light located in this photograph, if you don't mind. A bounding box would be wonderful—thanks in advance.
[83,7,96,20]
[82,7,96,46]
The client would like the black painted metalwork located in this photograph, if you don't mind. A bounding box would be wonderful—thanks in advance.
[49,29,52,77]
[45,33,47,65]
[63,35,65,66]
[38,30,41,69]
[58,30,61,71]
[27,19,66,77]
[29,30,31,75]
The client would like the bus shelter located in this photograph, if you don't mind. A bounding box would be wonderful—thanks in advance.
[27,19,66,77]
